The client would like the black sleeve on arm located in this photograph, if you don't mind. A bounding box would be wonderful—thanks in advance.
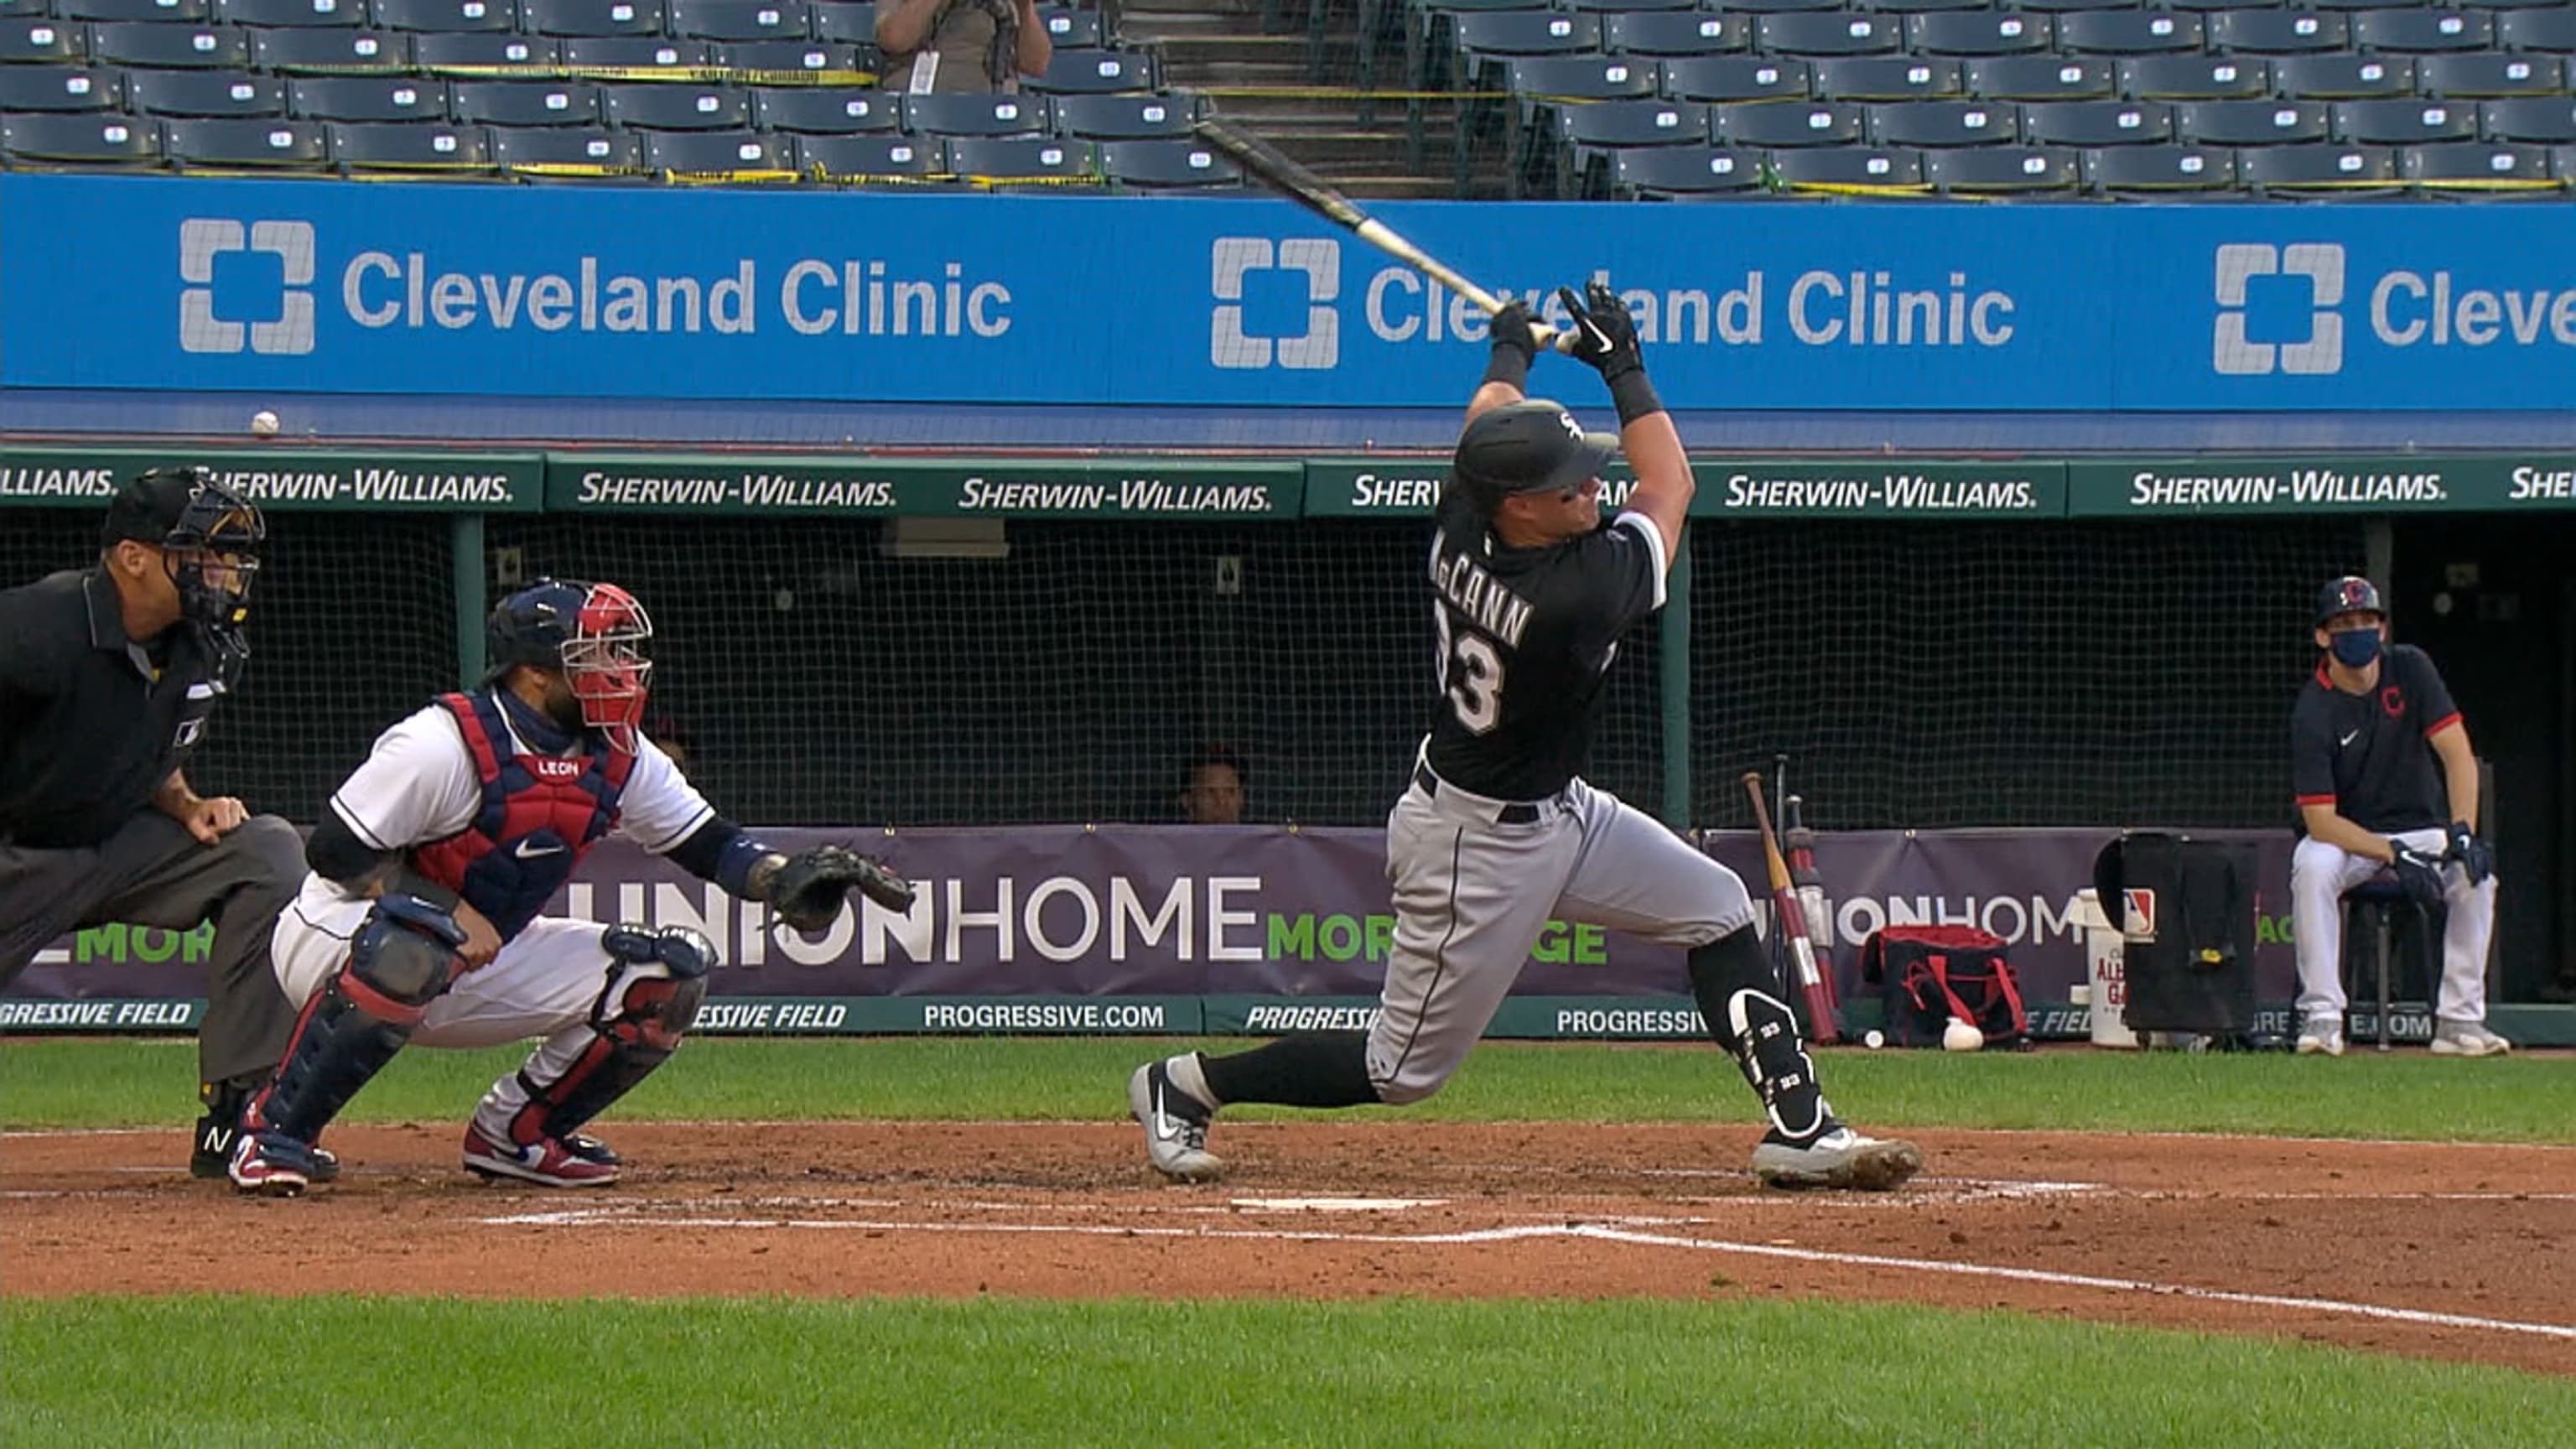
[667,815,772,896]
[2289,700,2338,808]
[307,810,461,910]
[2405,647,2460,735]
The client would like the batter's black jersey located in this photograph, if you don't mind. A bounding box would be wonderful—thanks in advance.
[2290,643,2459,837]
[1422,493,1667,800]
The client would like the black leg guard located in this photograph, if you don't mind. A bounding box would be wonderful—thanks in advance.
[503,926,710,1146]
[248,896,465,1143]
[1199,1031,1379,1109]
[1689,926,1831,1142]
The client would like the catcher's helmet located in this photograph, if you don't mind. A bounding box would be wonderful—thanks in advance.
[2315,575,2384,628]
[486,579,654,752]
[1451,399,1618,515]
[102,465,265,641]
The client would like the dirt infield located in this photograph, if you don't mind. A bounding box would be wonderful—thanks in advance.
[6,1123,2572,1375]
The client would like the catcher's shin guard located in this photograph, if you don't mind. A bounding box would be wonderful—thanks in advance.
[500,925,711,1146]
[1688,926,1830,1141]
[249,896,465,1142]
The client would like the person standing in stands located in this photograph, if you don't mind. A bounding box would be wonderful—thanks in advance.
[875,0,1052,93]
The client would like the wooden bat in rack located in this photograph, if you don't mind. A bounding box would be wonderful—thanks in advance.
[1192,116,1576,355]
[1782,793,1841,1021]
[1742,771,1840,1044]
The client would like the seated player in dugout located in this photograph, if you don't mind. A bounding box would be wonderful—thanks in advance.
[2290,575,2506,1059]
[1129,282,1922,1192]
[0,468,308,1179]
[228,579,911,1196]
[1180,748,1247,825]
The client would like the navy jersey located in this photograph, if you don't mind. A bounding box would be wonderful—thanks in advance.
[2290,643,2459,836]
[1422,493,1667,801]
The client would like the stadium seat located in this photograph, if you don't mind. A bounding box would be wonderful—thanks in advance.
[2,108,161,164]
[1607,139,1764,195]
[2023,97,2176,143]
[667,0,808,40]
[1907,11,2052,55]
[641,127,790,174]
[791,128,933,179]
[1715,98,1864,145]
[1051,91,1193,139]
[2417,51,2563,96]
[1034,5,1101,47]
[716,39,863,70]
[127,68,283,117]
[1716,0,1841,12]
[488,120,641,170]
[0,18,86,63]
[1454,10,1602,60]
[0,64,120,110]
[2058,10,2204,52]
[411,30,555,66]
[371,0,516,31]
[454,80,597,125]
[754,84,894,132]
[1031,47,1153,93]
[901,91,1046,136]
[165,114,327,166]
[1509,54,1658,105]
[1925,142,2083,191]
[1098,136,1242,188]
[2237,138,2399,190]
[1964,55,2116,100]
[525,0,664,36]
[327,117,490,169]
[2207,9,2351,52]
[91,22,252,67]
[217,0,359,24]
[1563,0,1693,11]
[601,81,750,129]
[559,35,714,65]
[2272,54,2418,97]
[2480,95,2576,141]
[1815,55,1966,99]
[63,0,205,19]
[2117,54,2271,97]
[1559,95,1710,145]
[1862,0,1992,14]
[2353,8,2495,50]
[2401,137,2557,185]
[1767,143,1927,189]
[1756,13,1902,55]
[1662,54,1811,101]
[1868,97,2020,145]
[2336,96,2479,142]
[810,0,876,43]
[288,75,446,122]
[249,27,411,70]
[2495,5,2576,50]
[2016,0,2143,12]
[2084,139,2238,191]
[943,133,1096,181]
[1603,10,1750,57]
[2176,96,2331,143]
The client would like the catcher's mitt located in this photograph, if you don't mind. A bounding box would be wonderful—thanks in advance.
[766,844,915,931]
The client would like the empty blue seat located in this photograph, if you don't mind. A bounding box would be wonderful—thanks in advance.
[2059,8,2205,51]
[2495,4,2576,50]
[1816,55,1966,98]
[667,0,808,40]
[1608,139,1766,194]
[2025,97,2176,143]
[943,133,1097,181]
[717,39,860,70]
[1033,5,1100,47]
[2118,54,2272,96]
[91,22,252,66]
[1052,91,1193,139]
[902,91,1046,136]
[601,81,750,129]
[128,68,283,116]
[288,75,445,120]
[453,79,599,125]
[2,108,161,164]
[2238,138,2399,187]
[371,0,516,31]
[411,29,554,65]
[166,114,328,166]
[642,128,792,174]
[489,121,641,169]
[1965,55,2116,98]
[2402,137,2556,184]
[2353,7,2496,49]
[2417,50,2563,95]
[0,64,121,110]
[249,26,411,70]
[1455,10,1601,62]
[1927,142,2083,190]
[0,17,86,62]
[1605,10,1748,56]
[2207,8,2351,51]
[1662,54,1811,100]
[1908,11,2052,55]
[2273,53,2418,96]
[2179,96,2332,143]
[1758,11,1902,55]
[1560,95,1710,144]
[2085,140,2238,190]
[525,0,663,36]
[1716,98,1864,144]
[1031,47,1154,94]
[328,117,490,169]
[217,0,360,24]
[559,34,714,65]
[1768,142,1927,188]
[792,129,935,179]
[2480,95,2576,140]
[1868,97,2021,145]
[754,84,896,132]
[1099,136,1243,188]
[1509,54,1659,98]
[2337,96,2479,141]
[65,0,205,19]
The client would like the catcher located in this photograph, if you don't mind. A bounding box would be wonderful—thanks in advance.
[228,578,910,1196]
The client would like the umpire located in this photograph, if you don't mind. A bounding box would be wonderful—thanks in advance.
[0,466,305,1175]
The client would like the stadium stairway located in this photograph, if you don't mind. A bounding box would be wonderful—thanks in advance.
[1124,0,1505,195]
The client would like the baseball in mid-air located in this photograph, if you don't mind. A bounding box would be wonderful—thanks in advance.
[1943,1017,1986,1053]
[250,409,280,438]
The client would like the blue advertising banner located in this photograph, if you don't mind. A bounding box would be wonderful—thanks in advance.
[7,174,2573,411]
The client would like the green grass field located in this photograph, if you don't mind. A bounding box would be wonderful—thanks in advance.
[6,1036,2572,1445]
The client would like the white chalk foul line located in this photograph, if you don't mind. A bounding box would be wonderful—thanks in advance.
[475,1208,2576,1344]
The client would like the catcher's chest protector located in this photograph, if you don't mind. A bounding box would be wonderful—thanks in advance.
[411,691,635,939]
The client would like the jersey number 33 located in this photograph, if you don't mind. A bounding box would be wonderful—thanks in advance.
[1435,607,1504,735]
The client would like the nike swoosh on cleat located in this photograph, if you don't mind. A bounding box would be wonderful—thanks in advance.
[1148,1082,1182,1143]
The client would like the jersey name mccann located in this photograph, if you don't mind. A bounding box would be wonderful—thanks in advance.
[1434,551,1535,649]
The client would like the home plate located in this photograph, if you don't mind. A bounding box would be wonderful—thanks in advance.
[1230,1197,1447,1213]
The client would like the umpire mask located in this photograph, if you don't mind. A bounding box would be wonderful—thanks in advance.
[108,468,265,649]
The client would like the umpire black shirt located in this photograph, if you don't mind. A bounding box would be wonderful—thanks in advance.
[0,569,229,849]
[2289,643,2459,838]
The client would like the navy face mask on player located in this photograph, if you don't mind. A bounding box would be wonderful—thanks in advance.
[2329,627,2382,668]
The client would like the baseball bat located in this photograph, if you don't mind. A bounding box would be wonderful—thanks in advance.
[1742,771,1839,1044]
[1783,793,1841,1015]
[1192,117,1573,354]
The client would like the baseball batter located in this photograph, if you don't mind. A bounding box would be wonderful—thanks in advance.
[230,579,909,1195]
[1130,281,1922,1192]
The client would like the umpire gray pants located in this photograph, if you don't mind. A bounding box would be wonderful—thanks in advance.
[0,810,305,1089]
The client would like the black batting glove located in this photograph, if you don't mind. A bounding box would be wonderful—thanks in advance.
[2390,842,2449,908]
[2446,822,2493,886]
[1555,279,1644,383]
[1482,299,1538,391]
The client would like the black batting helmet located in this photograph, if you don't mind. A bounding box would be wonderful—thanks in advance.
[1451,399,1618,515]
[2315,575,2384,628]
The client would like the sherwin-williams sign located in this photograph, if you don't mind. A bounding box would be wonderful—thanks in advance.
[546,454,1302,518]
[0,444,543,512]
[9,174,2576,409]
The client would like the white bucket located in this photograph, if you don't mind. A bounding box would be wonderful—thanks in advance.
[2075,887,2138,1049]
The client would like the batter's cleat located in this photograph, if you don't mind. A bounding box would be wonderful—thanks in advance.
[2430,1020,2513,1057]
[461,1123,621,1188]
[228,1130,325,1198]
[1130,1059,1223,1183]
[1752,1124,1923,1192]
[2295,1018,2347,1058]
